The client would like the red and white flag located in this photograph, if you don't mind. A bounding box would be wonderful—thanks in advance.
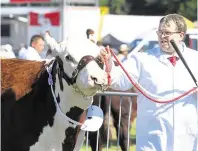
[28,11,61,47]
[29,12,60,26]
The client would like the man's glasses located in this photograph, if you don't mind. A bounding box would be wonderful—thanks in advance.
[156,31,181,36]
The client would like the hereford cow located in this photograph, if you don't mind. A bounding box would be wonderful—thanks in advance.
[1,34,108,151]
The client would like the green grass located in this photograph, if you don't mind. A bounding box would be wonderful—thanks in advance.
[80,119,136,151]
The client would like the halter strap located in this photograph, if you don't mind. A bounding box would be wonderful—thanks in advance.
[46,66,84,127]
[56,55,97,87]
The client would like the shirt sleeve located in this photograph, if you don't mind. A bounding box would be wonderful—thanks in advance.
[44,34,67,54]
[110,54,141,91]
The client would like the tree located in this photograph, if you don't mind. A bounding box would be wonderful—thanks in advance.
[100,0,130,14]
[126,0,181,15]
[100,0,197,21]
[178,0,197,21]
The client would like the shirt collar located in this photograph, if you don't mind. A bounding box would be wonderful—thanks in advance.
[159,42,186,59]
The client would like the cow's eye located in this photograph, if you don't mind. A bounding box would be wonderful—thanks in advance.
[65,55,73,61]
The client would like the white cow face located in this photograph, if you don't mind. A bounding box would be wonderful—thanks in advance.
[57,38,108,96]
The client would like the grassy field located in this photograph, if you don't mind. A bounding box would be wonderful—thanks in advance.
[81,119,136,151]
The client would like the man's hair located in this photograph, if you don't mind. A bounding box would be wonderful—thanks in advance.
[30,35,44,46]
[160,14,187,34]
[86,29,94,39]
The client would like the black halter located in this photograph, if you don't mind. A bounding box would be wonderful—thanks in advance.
[55,55,104,91]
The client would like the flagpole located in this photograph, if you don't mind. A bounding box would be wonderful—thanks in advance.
[61,0,67,40]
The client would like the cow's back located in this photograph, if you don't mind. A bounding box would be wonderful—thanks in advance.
[1,59,45,100]
[1,59,57,151]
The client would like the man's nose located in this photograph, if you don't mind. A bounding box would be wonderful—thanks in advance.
[161,34,169,38]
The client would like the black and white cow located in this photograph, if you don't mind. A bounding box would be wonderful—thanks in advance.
[1,34,108,151]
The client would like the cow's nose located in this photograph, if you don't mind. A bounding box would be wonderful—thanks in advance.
[91,75,107,86]
[91,76,98,83]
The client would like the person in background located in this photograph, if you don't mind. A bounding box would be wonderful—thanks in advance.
[85,28,102,55]
[117,44,129,62]
[18,44,27,59]
[86,28,97,44]
[21,35,45,61]
[0,44,16,59]
[99,13,198,151]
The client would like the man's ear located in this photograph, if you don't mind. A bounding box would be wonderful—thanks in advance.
[180,32,185,41]
[31,41,36,48]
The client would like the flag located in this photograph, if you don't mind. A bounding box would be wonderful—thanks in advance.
[29,12,60,26]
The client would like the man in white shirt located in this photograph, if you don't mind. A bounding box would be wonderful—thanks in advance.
[117,44,129,62]
[100,14,198,151]
[18,46,27,59]
[22,35,45,61]
[86,28,97,44]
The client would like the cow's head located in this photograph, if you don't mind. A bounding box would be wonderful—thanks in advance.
[50,38,108,103]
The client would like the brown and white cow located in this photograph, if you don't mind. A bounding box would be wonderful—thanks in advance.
[1,35,108,151]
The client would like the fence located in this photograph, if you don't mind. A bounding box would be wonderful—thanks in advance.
[83,91,138,151]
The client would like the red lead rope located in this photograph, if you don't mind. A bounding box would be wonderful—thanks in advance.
[104,57,111,86]
[106,48,197,104]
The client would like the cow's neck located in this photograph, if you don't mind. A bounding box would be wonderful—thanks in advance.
[53,74,93,150]
[54,74,93,119]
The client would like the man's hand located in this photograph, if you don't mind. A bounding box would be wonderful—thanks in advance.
[98,45,113,72]
[43,58,55,66]
[99,46,112,63]
[45,31,51,37]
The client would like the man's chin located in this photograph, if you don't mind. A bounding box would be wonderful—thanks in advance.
[161,47,175,54]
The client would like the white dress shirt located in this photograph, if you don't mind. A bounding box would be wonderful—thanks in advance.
[110,44,198,151]
[18,47,27,59]
[22,46,42,61]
